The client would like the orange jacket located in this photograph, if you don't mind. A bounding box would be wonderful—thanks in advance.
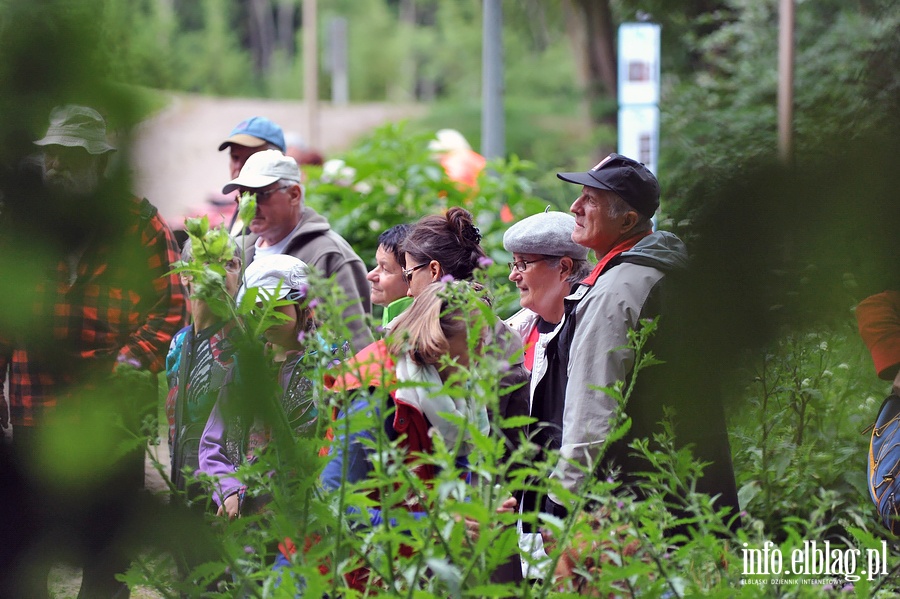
[857,291,900,380]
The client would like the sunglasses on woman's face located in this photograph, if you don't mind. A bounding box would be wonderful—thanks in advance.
[402,262,428,285]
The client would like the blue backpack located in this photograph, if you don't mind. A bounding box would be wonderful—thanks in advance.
[868,394,900,534]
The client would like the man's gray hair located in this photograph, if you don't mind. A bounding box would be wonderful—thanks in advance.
[279,178,305,198]
[606,190,653,233]
[546,256,594,284]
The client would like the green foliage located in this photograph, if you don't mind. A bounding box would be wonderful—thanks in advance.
[100,0,256,96]
[7,2,900,594]
[303,121,547,316]
[655,0,899,220]
[729,326,885,538]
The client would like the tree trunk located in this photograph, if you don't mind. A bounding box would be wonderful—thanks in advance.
[248,0,276,74]
[276,0,295,56]
[397,0,417,101]
[523,0,550,52]
[561,0,617,125]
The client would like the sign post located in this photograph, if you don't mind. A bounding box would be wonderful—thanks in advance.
[617,22,661,177]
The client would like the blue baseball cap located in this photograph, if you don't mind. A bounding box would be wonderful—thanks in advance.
[218,116,286,152]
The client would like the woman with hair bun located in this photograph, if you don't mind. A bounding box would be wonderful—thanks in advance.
[400,207,487,296]
[400,206,529,463]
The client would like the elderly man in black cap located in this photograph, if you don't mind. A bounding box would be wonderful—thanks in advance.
[534,154,739,532]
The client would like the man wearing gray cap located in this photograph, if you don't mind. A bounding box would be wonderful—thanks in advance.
[0,105,186,598]
[225,150,373,351]
[535,154,738,531]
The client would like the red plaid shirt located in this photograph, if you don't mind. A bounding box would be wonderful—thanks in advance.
[0,196,187,427]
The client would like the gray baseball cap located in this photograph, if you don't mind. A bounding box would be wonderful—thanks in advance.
[222,150,302,194]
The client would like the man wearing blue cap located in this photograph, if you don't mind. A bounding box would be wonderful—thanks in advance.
[533,154,739,535]
[219,116,287,180]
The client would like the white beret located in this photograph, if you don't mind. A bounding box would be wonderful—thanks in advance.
[502,209,589,260]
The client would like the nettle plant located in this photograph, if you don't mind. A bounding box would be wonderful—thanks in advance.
[132,253,762,598]
[129,188,900,598]
[727,324,900,597]
[730,325,883,538]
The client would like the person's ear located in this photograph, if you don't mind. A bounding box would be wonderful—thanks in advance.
[620,210,641,234]
[287,183,303,207]
[558,256,573,280]
[293,304,308,335]
[429,260,442,282]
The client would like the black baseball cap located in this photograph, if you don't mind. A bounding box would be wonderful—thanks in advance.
[557,153,660,219]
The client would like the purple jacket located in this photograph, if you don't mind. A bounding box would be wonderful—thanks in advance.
[198,399,241,507]
[199,350,316,507]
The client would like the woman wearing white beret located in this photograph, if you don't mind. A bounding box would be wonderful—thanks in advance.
[502,207,593,579]
[504,207,593,400]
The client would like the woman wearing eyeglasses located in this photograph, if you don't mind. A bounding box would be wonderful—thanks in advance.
[399,207,487,296]
[400,207,530,460]
[501,208,593,579]
[504,209,593,387]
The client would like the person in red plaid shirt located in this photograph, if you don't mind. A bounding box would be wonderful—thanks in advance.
[0,105,186,598]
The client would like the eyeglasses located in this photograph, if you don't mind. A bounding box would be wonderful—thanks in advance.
[402,263,429,285]
[254,185,292,202]
[507,258,547,273]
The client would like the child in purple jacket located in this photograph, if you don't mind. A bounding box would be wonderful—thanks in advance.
[199,254,319,519]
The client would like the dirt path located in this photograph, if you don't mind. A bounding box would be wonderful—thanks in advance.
[129,93,425,228]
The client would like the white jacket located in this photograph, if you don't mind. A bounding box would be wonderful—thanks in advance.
[505,308,565,413]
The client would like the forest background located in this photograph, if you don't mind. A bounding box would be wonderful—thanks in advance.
[1,0,900,596]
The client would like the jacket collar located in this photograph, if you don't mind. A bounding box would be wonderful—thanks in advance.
[581,231,652,286]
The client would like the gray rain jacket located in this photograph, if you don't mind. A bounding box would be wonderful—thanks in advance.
[535,231,689,509]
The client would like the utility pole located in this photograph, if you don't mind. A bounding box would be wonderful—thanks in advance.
[777,0,794,165]
[327,17,349,106]
[304,0,319,149]
[481,0,504,159]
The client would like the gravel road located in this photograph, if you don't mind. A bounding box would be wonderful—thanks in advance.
[129,92,424,228]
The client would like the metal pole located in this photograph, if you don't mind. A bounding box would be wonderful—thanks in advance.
[328,17,349,106]
[481,0,504,159]
[303,0,319,149]
[777,0,794,165]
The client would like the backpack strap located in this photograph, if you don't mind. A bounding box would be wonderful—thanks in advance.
[173,330,194,453]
